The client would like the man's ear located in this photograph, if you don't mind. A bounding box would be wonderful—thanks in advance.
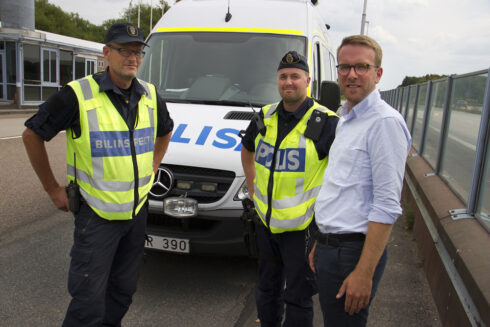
[375,67,383,84]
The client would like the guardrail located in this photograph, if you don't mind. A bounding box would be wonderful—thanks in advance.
[380,68,490,233]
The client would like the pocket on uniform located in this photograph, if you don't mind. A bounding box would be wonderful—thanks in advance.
[67,247,92,299]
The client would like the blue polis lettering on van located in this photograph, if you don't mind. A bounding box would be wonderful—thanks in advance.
[91,127,155,157]
[170,124,242,151]
[255,139,305,172]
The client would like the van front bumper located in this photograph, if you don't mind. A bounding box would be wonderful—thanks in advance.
[145,207,249,257]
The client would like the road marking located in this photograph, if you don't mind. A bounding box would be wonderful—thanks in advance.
[0,135,22,140]
[0,131,66,141]
[428,125,476,151]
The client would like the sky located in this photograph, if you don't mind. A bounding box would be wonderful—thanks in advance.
[47,0,490,90]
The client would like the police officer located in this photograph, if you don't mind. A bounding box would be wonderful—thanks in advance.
[22,22,173,326]
[241,51,339,327]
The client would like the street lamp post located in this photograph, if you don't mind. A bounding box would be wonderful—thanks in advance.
[360,0,368,35]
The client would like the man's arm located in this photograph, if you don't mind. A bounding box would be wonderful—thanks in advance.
[336,221,392,315]
[22,128,69,211]
[241,147,256,199]
[153,132,172,173]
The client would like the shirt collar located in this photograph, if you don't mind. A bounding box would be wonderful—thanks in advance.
[277,97,312,120]
[97,67,147,97]
[340,89,380,121]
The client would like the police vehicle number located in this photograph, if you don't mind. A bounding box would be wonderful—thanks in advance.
[145,235,190,253]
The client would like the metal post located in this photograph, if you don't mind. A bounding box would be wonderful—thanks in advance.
[16,42,22,109]
[360,0,368,35]
[419,81,433,155]
[137,0,141,28]
[404,86,411,121]
[150,0,153,31]
[435,76,454,175]
[468,68,490,221]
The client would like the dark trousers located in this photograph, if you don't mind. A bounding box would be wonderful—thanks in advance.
[255,223,317,327]
[313,240,387,327]
[62,202,147,327]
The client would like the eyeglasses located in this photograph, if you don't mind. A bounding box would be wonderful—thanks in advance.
[336,63,378,76]
[107,44,145,58]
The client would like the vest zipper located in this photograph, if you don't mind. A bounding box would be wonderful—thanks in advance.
[129,128,139,218]
[265,145,279,230]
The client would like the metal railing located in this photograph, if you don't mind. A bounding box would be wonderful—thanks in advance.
[381,68,490,232]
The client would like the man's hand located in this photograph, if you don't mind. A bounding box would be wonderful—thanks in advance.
[336,267,372,315]
[308,241,317,273]
[48,185,70,212]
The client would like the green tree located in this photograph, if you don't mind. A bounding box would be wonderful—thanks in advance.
[400,74,447,87]
[35,0,171,43]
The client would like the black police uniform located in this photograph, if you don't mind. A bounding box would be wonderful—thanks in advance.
[242,96,339,327]
[25,67,173,326]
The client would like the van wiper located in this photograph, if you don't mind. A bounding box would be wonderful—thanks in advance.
[166,98,265,107]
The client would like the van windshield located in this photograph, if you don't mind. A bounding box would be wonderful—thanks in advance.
[138,32,306,107]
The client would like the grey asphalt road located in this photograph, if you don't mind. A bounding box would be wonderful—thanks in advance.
[1,112,442,326]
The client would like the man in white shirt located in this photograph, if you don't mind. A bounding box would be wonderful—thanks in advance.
[309,35,412,327]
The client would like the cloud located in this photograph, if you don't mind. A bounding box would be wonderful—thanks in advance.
[370,26,397,46]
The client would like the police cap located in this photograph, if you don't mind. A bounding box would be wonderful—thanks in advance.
[105,22,148,46]
[277,51,309,72]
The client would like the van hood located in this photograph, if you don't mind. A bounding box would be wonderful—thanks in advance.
[163,102,255,175]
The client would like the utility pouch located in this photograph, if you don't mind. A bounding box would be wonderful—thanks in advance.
[66,181,81,214]
[304,109,327,141]
[240,198,259,258]
[252,113,266,136]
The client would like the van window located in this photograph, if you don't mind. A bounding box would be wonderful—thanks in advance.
[138,32,306,107]
[310,42,321,100]
[321,44,333,81]
[329,52,337,81]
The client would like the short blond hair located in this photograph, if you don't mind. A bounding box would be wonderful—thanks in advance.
[337,35,383,67]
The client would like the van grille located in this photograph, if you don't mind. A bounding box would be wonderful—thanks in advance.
[149,164,236,204]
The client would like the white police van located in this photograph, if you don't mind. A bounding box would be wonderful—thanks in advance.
[138,0,339,256]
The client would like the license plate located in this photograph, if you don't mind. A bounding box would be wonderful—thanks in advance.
[145,234,190,253]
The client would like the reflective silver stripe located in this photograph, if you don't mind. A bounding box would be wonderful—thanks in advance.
[80,188,134,213]
[148,107,154,129]
[264,102,279,118]
[269,204,314,229]
[87,109,100,132]
[298,133,306,148]
[254,181,267,204]
[254,197,314,229]
[254,181,321,210]
[254,200,267,221]
[86,109,103,179]
[139,80,152,100]
[67,164,152,192]
[79,78,93,100]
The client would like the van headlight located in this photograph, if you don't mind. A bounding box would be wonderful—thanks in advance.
[234,181,249,200]
[164,197,198,217]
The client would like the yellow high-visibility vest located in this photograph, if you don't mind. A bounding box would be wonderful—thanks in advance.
[253,101,338,233]
[66,75,158,220]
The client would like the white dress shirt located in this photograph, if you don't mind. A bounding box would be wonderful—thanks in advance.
[315,90,412,234]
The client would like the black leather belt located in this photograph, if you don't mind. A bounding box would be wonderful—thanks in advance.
[316,232,365,246]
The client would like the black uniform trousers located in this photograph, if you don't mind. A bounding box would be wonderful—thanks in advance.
[62,201,147,327]
[255,222,317,327]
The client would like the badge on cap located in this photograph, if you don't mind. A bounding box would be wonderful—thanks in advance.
[127,25,138,37]
[285,53,294,64]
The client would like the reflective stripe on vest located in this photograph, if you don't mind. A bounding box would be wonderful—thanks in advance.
[253,100,338,233]
[66,76,157,220]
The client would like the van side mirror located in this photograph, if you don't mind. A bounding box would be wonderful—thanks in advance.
[319,81,341,112]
